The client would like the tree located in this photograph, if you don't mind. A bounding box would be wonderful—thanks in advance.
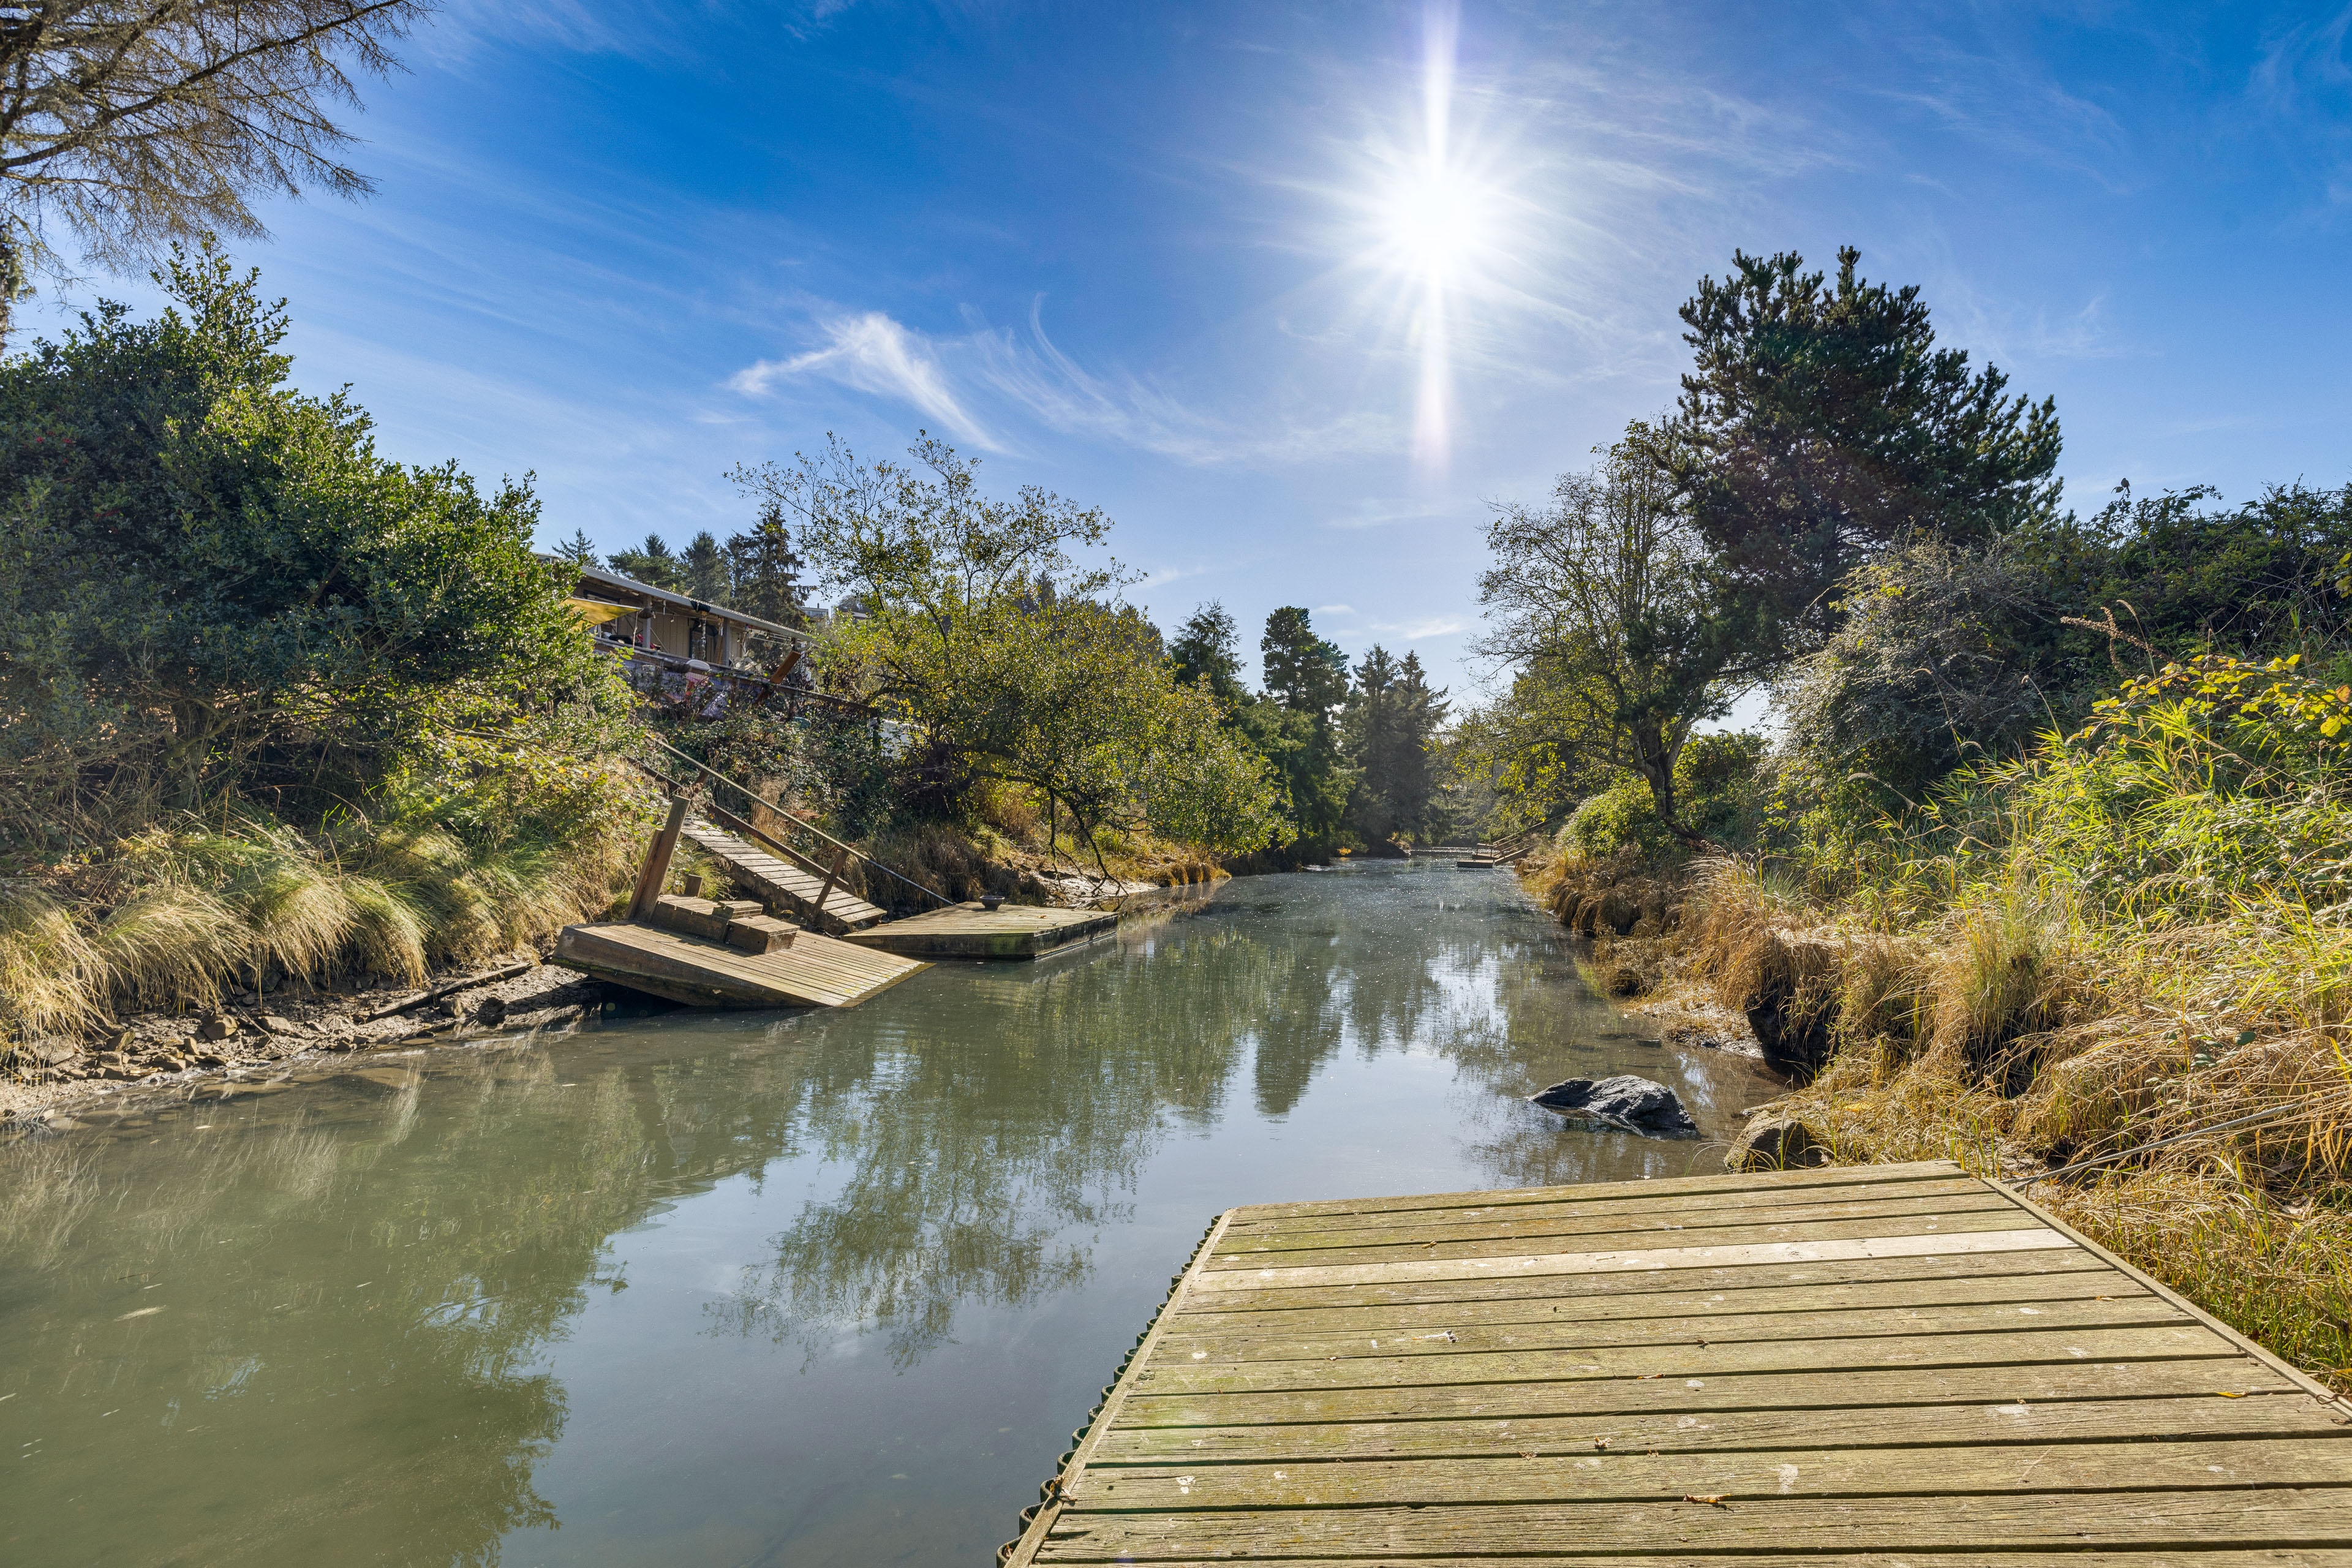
[607,533,684,592]
[0,1,428,344]
[1344,646,1447,846]
[1643,246,2062,662]
[552,529,599,568]
[1258,606,1352,848]
[725,500,808,628]
[731,435,1284,858]
[0,246,624,827]
[682,529,727,603]
[1169,600,1246,706]
[1473,431,1733,841]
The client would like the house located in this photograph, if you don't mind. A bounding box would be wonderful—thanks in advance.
[558,562,813,672]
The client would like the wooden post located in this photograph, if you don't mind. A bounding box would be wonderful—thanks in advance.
[628,796,692,921]
[810,848,850,933]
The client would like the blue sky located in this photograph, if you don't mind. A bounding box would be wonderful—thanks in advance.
[28,2,2352,698]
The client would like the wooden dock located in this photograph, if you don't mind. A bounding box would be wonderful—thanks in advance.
[843,901,1117,960]
[552,919,925,1008]
[1001,1159,2352,1565]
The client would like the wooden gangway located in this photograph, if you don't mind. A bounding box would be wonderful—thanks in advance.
[1001,1159,2352,1565]
[682,815,887,933]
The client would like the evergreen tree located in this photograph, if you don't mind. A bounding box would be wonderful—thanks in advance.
[1259,606,1352,848]
[552,529,600,569]
[726,502,810,628]
[1644,246,2062,664]
[1169,601,1247,706]
[1343,647,1449,846]
[608,533,685,592]
[682,529,728,603]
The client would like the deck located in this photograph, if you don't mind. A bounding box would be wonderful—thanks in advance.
[843,901,1117,960]
[552,919,925,1008]
[1000,1159,2352,1565]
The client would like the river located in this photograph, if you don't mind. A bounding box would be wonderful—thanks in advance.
[0,861,1784,1567]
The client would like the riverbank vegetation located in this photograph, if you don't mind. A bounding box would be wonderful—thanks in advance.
[1479,245,2352,1387]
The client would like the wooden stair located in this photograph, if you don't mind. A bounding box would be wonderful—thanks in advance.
[680,818,886,933]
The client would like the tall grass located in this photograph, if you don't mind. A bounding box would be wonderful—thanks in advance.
[2,801,645,1041]
[1654,656,2352,1390]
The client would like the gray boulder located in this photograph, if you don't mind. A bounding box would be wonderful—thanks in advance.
[1725,1115,1827,1172]
[1529,1074,1698,1138]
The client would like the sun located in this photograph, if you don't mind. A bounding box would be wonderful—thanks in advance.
[1376,161,1493,282]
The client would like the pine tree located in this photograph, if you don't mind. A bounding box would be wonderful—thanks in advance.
[725,502,809,628]
[1260,607,1353,848]
[1343,647,1449,846]
[1169,601,1247,706]
[552,529,600,569]
[608,533,685,592]
[683,530,729,604]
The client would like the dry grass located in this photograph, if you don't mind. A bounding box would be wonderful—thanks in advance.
[1,805,645,1044]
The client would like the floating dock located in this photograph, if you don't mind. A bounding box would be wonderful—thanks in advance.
[843,901,1117,961]
[1000,1159,2352,1565]
[553,919,925,1008]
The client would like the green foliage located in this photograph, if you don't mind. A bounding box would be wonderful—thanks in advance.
[607,533,685,592]
[1647,246,2062,663]
[1261,606,1349,715]
[0,245,628,850]
[725,501,809,628]
[1562,731,1769,859]
[1169,600,1248,707]
[1473,430,1734,836]
[1342,646,1447,845]
[733,436,1284,857]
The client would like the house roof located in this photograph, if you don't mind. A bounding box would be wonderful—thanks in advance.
[556,560,817,641]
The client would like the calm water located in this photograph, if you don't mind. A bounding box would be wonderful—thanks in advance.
[0,862,1783,1567]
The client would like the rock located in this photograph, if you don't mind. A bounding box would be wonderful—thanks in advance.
[472,995,510,1028]
[252,1013,307,1037]
[7,1037,83,1071]
[1529,1074,1699,1138]
[1725,1115,1827,1172]
[198,1013,238,1042]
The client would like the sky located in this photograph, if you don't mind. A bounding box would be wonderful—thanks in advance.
[24,1,2352,701]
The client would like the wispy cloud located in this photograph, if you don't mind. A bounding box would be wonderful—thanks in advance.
[731,312,1000,450]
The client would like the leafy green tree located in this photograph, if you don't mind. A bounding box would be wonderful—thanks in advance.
[607,533,684,592]
[726,500,809,628]
[731,436,1284,857]
[1474,431,1733,842]
[1343,646,1447,846]
[0,246,626,831]
[1645,246,2062,662]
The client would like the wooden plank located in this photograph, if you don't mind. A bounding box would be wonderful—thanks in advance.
[680,818,886,931]
[1170,1261,2152,1338]
[552,920,925,1009]
[1132,1322,2237,1397]
[1152,1294,2193,1366]
[1188,1222,2074,1296]
[1092,1390,2347,1465]
[1224,1159,1969,1223]
[1223,1175,2004,1241]
[1065,1436,2352,1510]
[1201,1206,2045,1271]
[1178,1240,2120,1317]
[844,901,1118,960]
[1066,1555,2352,1567]
[1033,1490,2352,1561]
[1112,1355,2301,1430]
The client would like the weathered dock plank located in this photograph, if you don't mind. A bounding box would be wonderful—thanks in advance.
[680,818,887,932]
[552,919,925,1008]
[842,900,1117,960]
[999,1159,2352,1566]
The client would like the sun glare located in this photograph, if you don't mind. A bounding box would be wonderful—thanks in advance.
[1350,1,1501,478]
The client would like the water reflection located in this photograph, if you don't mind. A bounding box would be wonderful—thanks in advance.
[0,862,1784,1568]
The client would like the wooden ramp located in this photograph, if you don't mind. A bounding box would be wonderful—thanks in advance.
[552,920,924,1008]
[680,818,886,932]
[1001,1159,2352,1566]
[844,901,1117,961]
